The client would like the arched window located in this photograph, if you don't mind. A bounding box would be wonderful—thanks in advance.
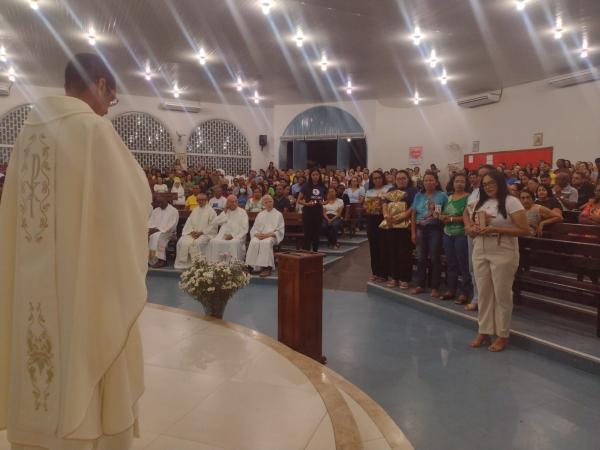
[187,119,251,176]
[0,104,33,163]
[111,112,175,169]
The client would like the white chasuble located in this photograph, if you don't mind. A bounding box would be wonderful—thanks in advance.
[147,204,179,262]
[206,207,249,263]
[0,96,150,450]
[174,205,217,269]
[245,209,285,269]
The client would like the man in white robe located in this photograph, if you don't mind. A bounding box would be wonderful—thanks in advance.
[174,193,217,269]
[0,53,149,450]
[245,195,285,277]
[206,195,249,263]
[148,196,179,268]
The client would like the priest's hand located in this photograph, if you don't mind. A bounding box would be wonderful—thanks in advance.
[224,234,233,240]
[190,231,202,239]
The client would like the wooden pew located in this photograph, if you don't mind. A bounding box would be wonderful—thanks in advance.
[562,210,580,224]
[542,222,600,244]
[343,204,364,236]
[514,236,600,337]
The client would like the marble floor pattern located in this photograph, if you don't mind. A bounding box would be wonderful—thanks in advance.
[0,305,407,450]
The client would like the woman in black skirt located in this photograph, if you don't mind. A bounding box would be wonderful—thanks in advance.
[298,168,326,251]
[364,170,389,281]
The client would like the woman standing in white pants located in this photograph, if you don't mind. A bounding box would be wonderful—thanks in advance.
[464,171,529,352]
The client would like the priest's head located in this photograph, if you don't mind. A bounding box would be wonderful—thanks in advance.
[198,193,208,206]
[262,195,274,211]
[64,53,117,117]
[225,195,238,211]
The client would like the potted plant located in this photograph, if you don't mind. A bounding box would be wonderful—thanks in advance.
[179,256,250,319]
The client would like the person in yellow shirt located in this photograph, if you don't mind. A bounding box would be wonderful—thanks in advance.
[185,185,200,210]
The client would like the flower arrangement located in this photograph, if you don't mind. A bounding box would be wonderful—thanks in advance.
[179,255,250,318]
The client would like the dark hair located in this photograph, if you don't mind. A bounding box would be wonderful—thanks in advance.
[473,171,510,220]
[65,53,116,93]
[368,170,385,189]
[422,171,442,192]
[306,168,324,188]
[519,189,534,200]
[478,164,497,174]
[395,170,414,188]
[450,172,470,193]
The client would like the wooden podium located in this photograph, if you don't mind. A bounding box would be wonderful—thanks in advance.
[277,251,326,363]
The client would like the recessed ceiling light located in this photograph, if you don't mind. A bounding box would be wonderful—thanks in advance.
[253,90,260,104]
[236,76,243,91]
[516,0,526,11]
[554,16,563,39]
[412,26,422,45]
[440,68,448,85]
[320,52,328,72]
[198,47,207,65]
[29,0,39,10]
[295,27,304,48]
[429,49,438,68]
[581,36,589,58]
[261,0,273,15]
[346,137,351,143]
[8,66,16,82]
[0,46,6,63]
[413,91,420,105]
[87,26,96,46]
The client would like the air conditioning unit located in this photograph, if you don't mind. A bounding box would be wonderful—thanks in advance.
[547,68,600,88]
[457,92,501,108]
[0,82,12,97]
[159,101,201,113]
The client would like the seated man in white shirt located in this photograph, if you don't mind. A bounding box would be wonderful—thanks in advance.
[209,187,227,212]
[148,196,179,268]
[174,193,217,269]
[245,195,285,277]
[206,195,249,263]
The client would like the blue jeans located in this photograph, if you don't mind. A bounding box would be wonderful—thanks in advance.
[322,217,343,245]
[416,226,443,289]
[468,236,478,304]
[443,234,471,296]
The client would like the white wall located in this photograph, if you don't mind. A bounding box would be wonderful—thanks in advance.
[0,84,275,170]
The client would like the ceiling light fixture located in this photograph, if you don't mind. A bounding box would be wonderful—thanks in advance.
[0,46,6,63]
[173,83,181,99]
[236,76,243,91]
[8,66,16,82]
[320,52,328,72]
[413,91,420,106]
[516,0,526,11]
[346,79,352,95]
[554,17,563,39]
[581,36,589,58]
[429,49,438,68]
[295,27,304,48]
[346,137,351,143]
[412,26,422,45]
[261,1,272,15]
[29,0,39,10]
[144,62,152,81]
[198,47,207,65]
[87,26,96,46]
[253,90,260,104]
[440,68,448,85]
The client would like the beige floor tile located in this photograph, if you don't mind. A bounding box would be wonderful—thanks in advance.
[143,436,226,450]
[339,390,383,442]
[139,365,226,434]
[165,379,326,450]
[363,437,392,450]
[304,414,335,450]
[145,330,267,378]
[0,431,9,450]
[231,347,316,393]
[131,432,160,450]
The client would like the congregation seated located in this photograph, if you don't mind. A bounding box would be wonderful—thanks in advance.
[245,188,264,213]
[174,193,217,269]
[171,177,185,206]
[209,187,227,212]
[321,187,344,249]
[185,185,201,210]
[273,184,292,212]
[148,196,179,268]
[519,190,563,237]
[153,176,169,193]
[245,195,285,277]
[206,195,249,263]
[579,184,600,225]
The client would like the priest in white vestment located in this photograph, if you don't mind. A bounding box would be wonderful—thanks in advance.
[245,195,285,277]
[0,53,149,450]
[174,193,217,269]
[206,195,249,263]
[148,196,179,268]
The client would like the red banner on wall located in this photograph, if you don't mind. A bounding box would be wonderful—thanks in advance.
[464,147,553,171]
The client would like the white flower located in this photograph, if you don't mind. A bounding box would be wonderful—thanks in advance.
[207,287,215,292]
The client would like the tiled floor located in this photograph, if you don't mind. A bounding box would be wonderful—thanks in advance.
[0,306,400,450]
[145,278,600,450]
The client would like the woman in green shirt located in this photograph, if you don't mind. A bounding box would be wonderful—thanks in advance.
[440,173,472,303]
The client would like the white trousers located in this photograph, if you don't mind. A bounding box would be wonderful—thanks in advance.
[472,236,519,338]
[148,231,173,262]
[174,234,212,269]
[245,237,276,269]
[206,238,246,263]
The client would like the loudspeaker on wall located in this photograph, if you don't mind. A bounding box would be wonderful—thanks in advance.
[259,134,267,147]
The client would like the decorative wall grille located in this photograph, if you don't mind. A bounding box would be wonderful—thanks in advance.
[187,119,251,176]
[0,104,33,163]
